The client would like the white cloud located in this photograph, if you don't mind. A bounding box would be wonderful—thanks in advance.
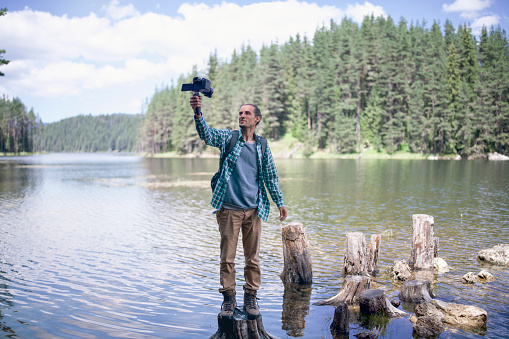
[471,14,500,34]
[442,0,492,18]
[101,0,139,21]
[345,1,387,23]
[0,0,389,121]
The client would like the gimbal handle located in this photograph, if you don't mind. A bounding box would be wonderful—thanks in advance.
[193,92,202,116]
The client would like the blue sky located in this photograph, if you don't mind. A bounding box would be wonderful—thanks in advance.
[1,0,507,123]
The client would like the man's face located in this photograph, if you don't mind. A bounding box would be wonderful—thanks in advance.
[239,105,260,129]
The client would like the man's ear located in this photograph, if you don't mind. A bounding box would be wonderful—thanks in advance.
[255,116,261,124]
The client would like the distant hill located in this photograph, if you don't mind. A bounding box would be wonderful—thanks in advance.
[40,113,143,152]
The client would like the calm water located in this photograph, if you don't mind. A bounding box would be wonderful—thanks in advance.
[0,153,508,338]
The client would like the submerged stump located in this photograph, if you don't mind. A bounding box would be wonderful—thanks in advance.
[314,275,371,306]
[358,289,408,318]
[210,309,280,339]
[281,222,312,285]
[399,280,435,303]
[330,302,350,337]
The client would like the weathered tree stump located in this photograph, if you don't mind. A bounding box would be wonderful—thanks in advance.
[210,309,280,339]
[409,214,437,270]
[342,232,381,276]
[280,222,312,285]
[399,280,435,303]
[314,275,371,306]
[358,289,408,318]
[367,234,381,276]
[343,232,367,275]
[330,302,350,337]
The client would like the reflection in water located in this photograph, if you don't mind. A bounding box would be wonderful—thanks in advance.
[0,277,15,337]
[282,283,312,337]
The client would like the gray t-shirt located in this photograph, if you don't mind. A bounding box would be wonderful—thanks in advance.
[223,141,259,210]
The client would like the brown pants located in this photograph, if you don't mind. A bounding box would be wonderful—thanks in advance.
[216,207,262,293]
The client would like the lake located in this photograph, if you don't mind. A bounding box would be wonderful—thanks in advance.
[0,153,508,338]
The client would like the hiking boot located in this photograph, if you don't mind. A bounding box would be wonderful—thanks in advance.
[220,290,236,318]
[243,288,260,319]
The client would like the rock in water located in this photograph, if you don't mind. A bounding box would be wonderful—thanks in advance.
[462,272,476,284]
[432,300,487,329]
[433,257,449,273]
[413,315,445,338]
[477,270,494,282]
[477,244,509,266]
[389,260,412,281]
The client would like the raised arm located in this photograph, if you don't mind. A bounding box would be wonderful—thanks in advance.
[191,95,232,150]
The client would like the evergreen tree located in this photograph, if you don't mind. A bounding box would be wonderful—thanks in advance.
[0,8,9,76]
[257,43,285,140]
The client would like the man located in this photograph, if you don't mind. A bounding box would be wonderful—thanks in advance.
[190,95,287,319]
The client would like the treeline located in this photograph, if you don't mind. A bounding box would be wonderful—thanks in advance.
[0,96,41,154]
[0,96,142,154]
[39,114,142,152]
[141,16,509,157]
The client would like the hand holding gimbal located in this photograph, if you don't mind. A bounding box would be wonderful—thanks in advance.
[182,77,213,116]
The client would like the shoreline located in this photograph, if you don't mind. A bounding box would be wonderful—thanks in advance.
[2,149,507,161]
[144,150,508,161]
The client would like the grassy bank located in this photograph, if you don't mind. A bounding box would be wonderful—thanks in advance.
[146,134,453,160]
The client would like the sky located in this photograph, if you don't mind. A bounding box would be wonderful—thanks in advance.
[0,0,508,123]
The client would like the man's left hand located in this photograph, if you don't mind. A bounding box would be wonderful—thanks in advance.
[279,206,288,221]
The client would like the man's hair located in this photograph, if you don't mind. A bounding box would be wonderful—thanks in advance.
[242,104,262,126]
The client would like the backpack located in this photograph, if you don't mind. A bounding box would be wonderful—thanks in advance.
[210,130,267,192]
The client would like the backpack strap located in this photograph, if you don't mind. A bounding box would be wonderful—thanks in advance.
[219,130,240,169]
[260,136,267,157]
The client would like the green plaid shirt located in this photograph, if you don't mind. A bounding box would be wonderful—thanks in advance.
[195,116,284,221]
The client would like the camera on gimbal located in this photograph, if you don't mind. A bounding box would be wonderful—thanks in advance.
[181,77,213,98]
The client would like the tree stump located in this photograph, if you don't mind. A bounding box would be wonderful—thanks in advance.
[358,289,408,318]
[210,308,280,339]
[342,232,381,276]
[343,232,367,275]
[399,280,435,303]
[409,214,436,270]
[314,275,371,306]
[280,222,312,285]
[367,234,381,276]
[330,302,350,336]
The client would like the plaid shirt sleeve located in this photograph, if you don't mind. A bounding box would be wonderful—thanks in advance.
[195,115,234,210]
[194,115,232,151]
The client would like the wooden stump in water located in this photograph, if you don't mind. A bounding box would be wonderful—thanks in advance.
[210,309,280,339]
[343,232,367,275]
[367,234,381,276]
[280,222,312,285]
[409,214,437,270]
[343,232,381,276]
[358,289,408,318]
[399,280,435,303]
[330,302,350,336]
[314,275,371,306]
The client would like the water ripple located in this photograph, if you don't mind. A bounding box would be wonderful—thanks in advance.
[0,155,508,338]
